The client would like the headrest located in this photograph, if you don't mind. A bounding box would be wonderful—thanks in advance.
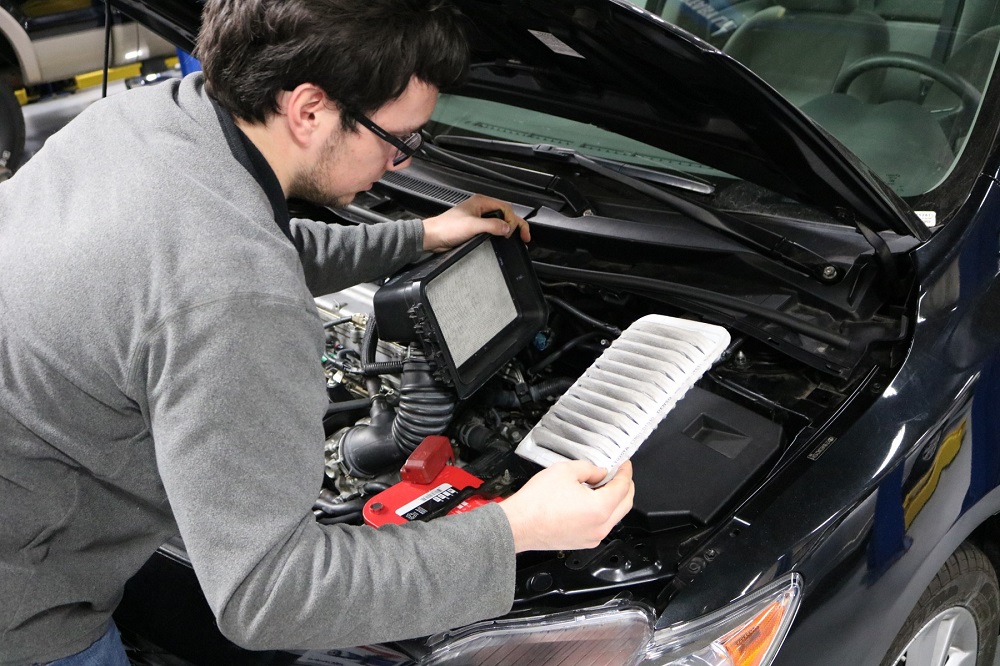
[780,0,859,13]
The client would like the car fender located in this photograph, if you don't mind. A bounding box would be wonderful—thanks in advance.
[0,8,41,84]
[655,171,1000,665]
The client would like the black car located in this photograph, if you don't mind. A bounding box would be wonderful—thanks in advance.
[102,0,1000,664]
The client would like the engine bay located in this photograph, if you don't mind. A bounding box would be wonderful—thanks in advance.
[305,205,895,612]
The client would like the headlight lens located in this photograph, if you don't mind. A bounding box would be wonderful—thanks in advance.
[420,599,655,665]
[417,573,802,666]
[639,573,803,666]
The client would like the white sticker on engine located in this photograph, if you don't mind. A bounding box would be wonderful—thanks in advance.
[528,30,585,58]
[915,210,937,228]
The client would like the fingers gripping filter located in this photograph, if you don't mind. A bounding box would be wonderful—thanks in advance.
[373,233,547,399]
[516,315,730,485]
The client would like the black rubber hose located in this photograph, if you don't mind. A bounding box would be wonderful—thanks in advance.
[392,355,455,452]
[323,315,354,329]
[339,353,455,476]
[479,377,575,409]
[318,512,363,526]
[362,481,391,495]
[339,403,396,477]
[324,398,371,416]
[360,317,405,376]
[337,348,361,362]
[545,296,621,337]
[528,330,607,375]
[314,496,366,517]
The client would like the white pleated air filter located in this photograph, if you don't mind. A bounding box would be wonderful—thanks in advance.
[516,314,730,485]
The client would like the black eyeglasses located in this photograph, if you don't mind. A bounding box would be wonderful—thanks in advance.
[352,113,422,166]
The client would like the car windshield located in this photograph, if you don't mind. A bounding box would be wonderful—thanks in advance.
[645,0,1000,198]
[429,0,1000,203]
[428,95,737,181]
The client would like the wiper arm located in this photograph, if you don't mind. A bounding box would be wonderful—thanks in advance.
[417,139,593,217]
[437,138,840,284]
[569,148,841,283]
[434,135,715,195]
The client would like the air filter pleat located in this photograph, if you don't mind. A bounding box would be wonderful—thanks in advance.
[613,340,694,367]
[591,359,676,393]
[530,429,612,463]
[559,393,642,429]
[627,329,704,356]
[582,369,661,403]
[600,349,692,385]
[574,380,659,414]
[516,314,730,485]
[549,397,634,439]
[542,417,620,457]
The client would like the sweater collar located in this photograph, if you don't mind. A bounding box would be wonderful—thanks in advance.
[209,97,301,251]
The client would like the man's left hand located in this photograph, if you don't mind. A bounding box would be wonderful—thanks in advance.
[422,194,530,252]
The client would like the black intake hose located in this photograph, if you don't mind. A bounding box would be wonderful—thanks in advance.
[359,316,405,376]
[339,351,456,477]
[392,355,455,452]
[338,391,396,477]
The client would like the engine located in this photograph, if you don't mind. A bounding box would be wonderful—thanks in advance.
[309,232,792,547]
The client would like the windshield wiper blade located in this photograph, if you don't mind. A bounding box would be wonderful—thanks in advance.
[434,135,715,195]
[437,138,840,284]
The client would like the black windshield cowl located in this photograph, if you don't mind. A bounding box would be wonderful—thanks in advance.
[434,136,842,285]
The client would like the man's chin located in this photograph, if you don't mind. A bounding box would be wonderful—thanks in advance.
[330,193,356,209]
[296,192,355,210]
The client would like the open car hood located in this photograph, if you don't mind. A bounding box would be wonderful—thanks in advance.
[112,0,928,239]
[455,0,928,239]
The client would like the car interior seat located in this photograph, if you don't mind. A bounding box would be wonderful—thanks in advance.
[722,0,890,106]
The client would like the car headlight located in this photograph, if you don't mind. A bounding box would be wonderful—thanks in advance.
[638,573,803,666]
[420,599,655,665]
[418,573,802,666]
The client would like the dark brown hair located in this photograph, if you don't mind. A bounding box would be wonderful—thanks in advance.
[195,0,469,127]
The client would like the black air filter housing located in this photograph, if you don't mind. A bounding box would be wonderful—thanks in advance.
[373,233,547,399]
[625,387,783,530]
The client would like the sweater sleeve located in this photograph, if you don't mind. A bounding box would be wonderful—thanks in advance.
[136,294,515,650]
[291,218,425,297]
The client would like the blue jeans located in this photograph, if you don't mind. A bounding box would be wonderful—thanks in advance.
[42,622,129,666]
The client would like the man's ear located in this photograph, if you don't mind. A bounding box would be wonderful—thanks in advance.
[279,83,339,148]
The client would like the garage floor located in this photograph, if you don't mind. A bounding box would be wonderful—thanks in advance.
[14,79,1000,666]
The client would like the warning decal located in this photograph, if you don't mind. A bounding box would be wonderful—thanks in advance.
[395,483,460,521]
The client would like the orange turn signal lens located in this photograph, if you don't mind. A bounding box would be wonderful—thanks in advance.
[719,598,794,666]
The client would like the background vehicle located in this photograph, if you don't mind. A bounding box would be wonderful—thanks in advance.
[93,0,1000,664]
[0,0,173,171]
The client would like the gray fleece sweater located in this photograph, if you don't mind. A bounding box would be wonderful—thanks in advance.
[0,74,514,664]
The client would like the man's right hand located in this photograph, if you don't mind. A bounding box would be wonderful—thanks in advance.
[498,461,634,553]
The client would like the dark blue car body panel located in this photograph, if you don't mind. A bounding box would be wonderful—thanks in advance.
[661,166,1000,663]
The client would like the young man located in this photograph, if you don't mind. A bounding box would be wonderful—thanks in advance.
[0,0,634,663]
